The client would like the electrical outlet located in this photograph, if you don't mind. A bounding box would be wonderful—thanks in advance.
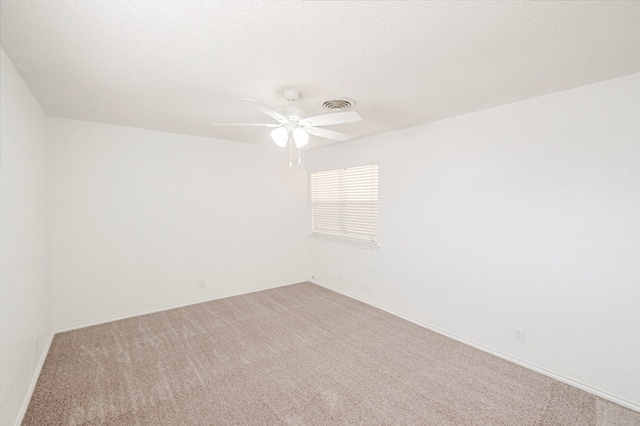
[339,274,344,282]
[199,280,206,290]
[513,328,525,344]
[363,283,373,294]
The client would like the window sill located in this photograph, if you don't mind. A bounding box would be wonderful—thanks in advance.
[308,233,380,250]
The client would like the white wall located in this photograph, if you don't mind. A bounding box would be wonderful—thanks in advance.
[0,48,52,425]
[49,118,309,330]
[308,73,640,408]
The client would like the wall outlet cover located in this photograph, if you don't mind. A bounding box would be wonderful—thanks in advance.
[513,328,525,344]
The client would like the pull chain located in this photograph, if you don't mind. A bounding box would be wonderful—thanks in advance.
[289,135,293,168]
[298,147,301,164]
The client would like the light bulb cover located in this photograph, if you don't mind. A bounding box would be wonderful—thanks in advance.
[270,127,289,147]
[292,128,309,148]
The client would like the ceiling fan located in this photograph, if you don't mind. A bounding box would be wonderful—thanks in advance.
[212,89,362,165]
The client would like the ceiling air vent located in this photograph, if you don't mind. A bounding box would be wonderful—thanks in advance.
[321,98,355,112]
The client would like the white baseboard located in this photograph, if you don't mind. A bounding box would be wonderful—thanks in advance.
[312,279,640,413]
[15,331,54,426]
[54,280,304,334]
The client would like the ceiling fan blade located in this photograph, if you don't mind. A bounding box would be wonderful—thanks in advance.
[211,123,279,127]
[306,127,351,142]
[241,98,288,124]
[299,111,361,127]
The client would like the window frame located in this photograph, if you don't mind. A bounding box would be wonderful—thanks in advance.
[310,164,379,250]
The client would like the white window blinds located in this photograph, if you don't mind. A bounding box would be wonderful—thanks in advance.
[311,164,379,249]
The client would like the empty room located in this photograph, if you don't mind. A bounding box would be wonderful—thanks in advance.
[1,1,639,425]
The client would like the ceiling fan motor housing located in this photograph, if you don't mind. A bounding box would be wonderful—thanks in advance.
[277,105,306,120]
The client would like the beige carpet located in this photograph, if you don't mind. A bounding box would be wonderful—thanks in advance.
[24,282,640,425]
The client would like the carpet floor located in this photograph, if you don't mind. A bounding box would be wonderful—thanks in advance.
[24,282,640,425]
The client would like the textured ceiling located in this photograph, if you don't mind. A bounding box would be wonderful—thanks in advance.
[1,1,640,148]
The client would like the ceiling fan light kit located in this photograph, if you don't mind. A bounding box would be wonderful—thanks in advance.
[212,89,362,166]
[292,128,309,148]
[270,127,289,148]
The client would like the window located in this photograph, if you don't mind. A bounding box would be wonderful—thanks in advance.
[311,164,379,249]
